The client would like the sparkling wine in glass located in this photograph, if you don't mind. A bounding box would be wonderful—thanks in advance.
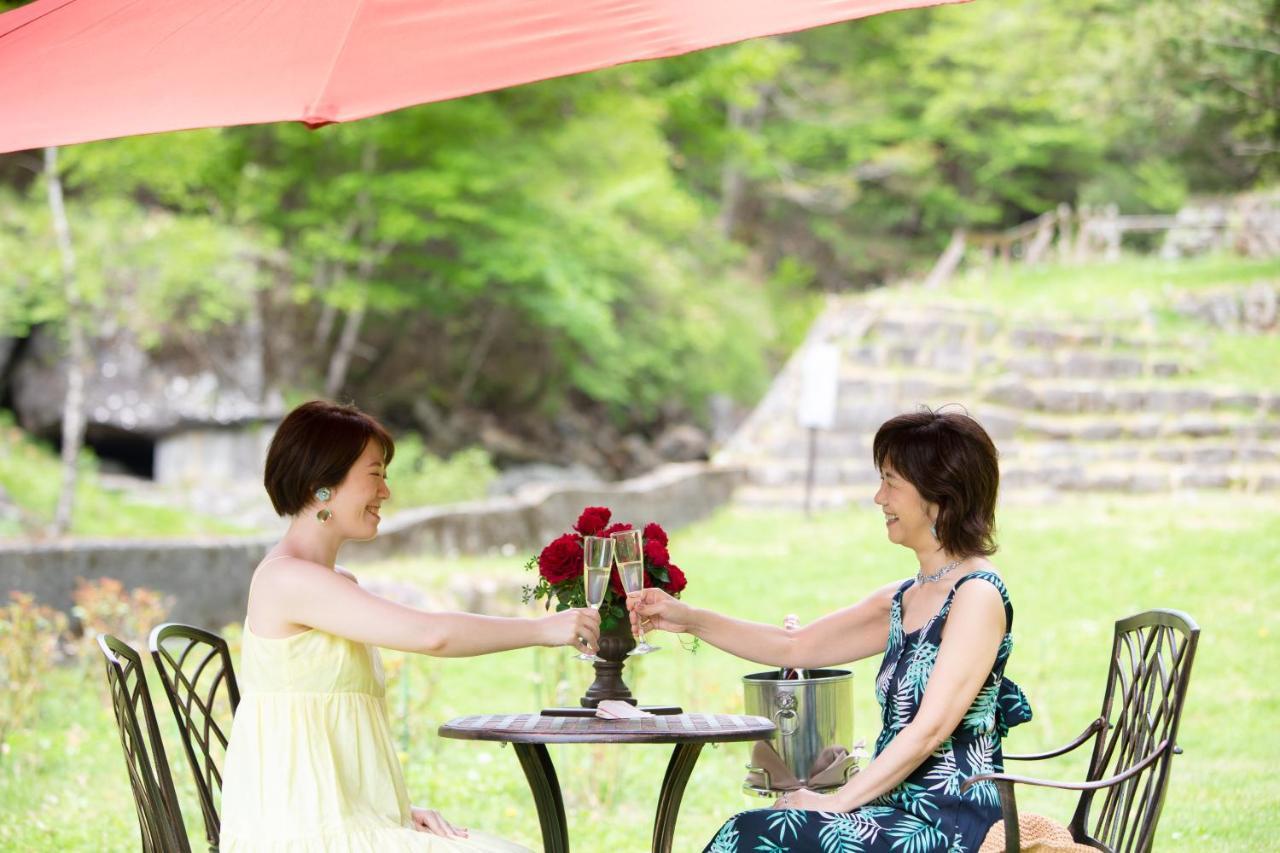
[612,529,659,655]
[577,536,614,662]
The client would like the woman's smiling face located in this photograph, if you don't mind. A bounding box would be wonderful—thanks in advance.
[874,459,933,550]
[327,439,391,541]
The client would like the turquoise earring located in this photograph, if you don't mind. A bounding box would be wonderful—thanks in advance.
[315,487,332,523]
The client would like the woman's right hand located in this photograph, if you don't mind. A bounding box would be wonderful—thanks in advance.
[628,588,694,634]
[540,607,601,654]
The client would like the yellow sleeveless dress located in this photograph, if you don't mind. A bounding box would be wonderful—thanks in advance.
[220,626,530,852]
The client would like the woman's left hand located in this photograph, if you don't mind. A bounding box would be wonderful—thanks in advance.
[772,788,839,811]
[411,805,468,838]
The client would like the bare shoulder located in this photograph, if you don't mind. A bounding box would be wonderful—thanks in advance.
[873,578,906,602]
[966,556,1001,579]
[334,565,360,585]
[858,578,907,614]
[951,564,1007,631]
[254,556,339,596]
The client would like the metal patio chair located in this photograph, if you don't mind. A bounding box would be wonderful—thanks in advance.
[98,633,193,853]
[965,609,1200,852]
[150,623,241,853]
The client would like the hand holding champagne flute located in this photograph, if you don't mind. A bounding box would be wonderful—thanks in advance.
[577,535,614,661]
[612,529,659,655]
[626,586,695,636]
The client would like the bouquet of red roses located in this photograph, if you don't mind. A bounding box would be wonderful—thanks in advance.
[523,505,686,630]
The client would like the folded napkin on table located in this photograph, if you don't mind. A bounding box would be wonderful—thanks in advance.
[595,700,655,720]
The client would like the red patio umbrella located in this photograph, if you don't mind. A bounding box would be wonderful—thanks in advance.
[0,0,963,155]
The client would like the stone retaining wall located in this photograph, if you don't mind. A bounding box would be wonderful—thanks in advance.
[0,462,743,629]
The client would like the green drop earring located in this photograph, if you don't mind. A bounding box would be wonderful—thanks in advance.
[315,487,332,523]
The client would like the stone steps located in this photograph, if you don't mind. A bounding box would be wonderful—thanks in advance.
[983,379,1279,417]
[739,433,1280,468]
[719,286,1280,503]
[738,459,1280,495]
[733,461,1280,509]
[844,342,1194,379]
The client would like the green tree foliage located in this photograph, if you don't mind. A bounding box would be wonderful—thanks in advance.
[0,0,1272,449]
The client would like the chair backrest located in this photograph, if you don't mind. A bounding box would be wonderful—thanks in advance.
[97,634,193,853]
[149,622,240,853]
[1071,609,1199,853]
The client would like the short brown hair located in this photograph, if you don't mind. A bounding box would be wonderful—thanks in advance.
[872,408,999,558]
[264,400,395,516]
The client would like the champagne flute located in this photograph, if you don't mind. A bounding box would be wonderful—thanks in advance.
[577,536,614,662]
[612,529,660,655]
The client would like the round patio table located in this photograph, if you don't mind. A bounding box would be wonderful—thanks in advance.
[438,711,775,853]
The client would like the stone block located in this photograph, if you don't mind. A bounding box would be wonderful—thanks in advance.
[1212,392,1261,411]
[1080,421,1125,440]
[1042,388,1108,414]
[1175,389,1214,411]
[973,409,1021,441]
[889,345,919,365]
[1008,356,1055,378]
[1177,469,1233,489]
[1083,472,1134,491]
[1112,389,1149,412]
[1108,356,1145,378]
[1171,417,1229,438]
[1239,446,1280,463]
[1189,446,1236,465]
[985,381,1038,410]
[1130,473,1170,493]
[1124,419,1163,440]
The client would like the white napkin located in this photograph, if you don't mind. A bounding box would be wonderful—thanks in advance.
[595,700,656,720]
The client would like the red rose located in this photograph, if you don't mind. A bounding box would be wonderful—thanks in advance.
[609,565,626,598]
[663,563,687,595]
[643,539,670,569]
[538,533,583,585]
[574,506,611,536]
[643,522,668,546]
[602,522,633,537]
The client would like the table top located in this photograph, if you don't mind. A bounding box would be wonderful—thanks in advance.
[438,712,775,745]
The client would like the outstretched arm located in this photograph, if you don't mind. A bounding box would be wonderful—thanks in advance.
[628,580,901,668]
[251,559,600,657]
[778,580,1007,812]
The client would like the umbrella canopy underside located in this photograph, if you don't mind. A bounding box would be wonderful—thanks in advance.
[0,0,963,153]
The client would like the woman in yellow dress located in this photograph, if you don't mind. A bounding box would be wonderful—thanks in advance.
[221,400,600,851]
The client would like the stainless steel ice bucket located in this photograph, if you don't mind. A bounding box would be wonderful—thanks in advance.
[742,668,855,794]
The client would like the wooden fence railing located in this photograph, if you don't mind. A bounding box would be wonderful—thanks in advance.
[923,192,1280,289]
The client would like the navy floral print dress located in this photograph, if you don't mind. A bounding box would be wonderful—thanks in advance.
[705,571,1032,853]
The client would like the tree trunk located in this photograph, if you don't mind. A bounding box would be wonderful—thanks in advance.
[323,142,384,399]
[45,146,86,537]
[717,90,769,239]
[454,304,504,404]
[324,294,367,399]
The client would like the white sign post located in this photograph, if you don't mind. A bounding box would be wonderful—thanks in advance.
[797,344,840,516]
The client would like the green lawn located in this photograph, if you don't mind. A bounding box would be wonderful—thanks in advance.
[3,493,1278,850]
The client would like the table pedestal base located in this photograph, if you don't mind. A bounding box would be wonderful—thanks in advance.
[512,741,704,853]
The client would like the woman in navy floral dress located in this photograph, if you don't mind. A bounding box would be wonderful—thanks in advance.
[629,409,1032,853]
